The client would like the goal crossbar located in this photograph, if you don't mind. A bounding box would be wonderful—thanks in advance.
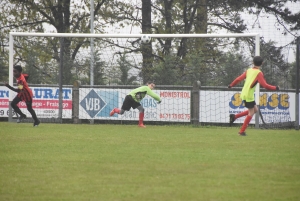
[10,32,260,38]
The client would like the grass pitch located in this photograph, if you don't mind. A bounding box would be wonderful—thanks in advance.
[0,122,299,201]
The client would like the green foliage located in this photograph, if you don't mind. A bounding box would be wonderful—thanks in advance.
[77,50,108,85]
[21,40,57,84]
[259,41,293,88]
[24,52,43,84]
[184,51,205,85]
[152,55,180,85]
[289,61,298,89]
[150,0,298,86]
[93,59,107,85]
[0,0,298,86]
[116,54,138,85]
[214,51,250,86]
[0,52,8,83]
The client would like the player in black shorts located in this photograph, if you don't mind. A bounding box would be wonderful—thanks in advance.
[228,56,278,136]
[110,81,161,127]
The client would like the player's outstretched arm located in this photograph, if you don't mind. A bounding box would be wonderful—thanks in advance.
[5,83,20,92]
[146,88,161,102]
[228,72,246,88]
[257,73,278,91]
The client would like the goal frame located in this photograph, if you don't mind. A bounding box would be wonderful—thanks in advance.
[8,32,261,127]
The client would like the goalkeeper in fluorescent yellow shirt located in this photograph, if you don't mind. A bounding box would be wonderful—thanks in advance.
[110,81,161,128]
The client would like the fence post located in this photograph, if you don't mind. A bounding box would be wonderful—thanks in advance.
[72,80,81,124]
[296,36,300,130]
[192,81,201,125]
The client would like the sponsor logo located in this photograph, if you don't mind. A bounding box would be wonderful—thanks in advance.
[160,91,190,98]
[80,89,106,118]
[229,93,289,110]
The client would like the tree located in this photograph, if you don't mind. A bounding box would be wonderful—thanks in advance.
[149,0,299,85]
[116,54,138,85]
[290,61,299,89]
[214,51,250,86]
[152,54,180,85]
[259,40,292,88]
[1,0,299,86]
[0,53,8,83]
[141,0,154,82]
[76,50,107,85]
[0,0,130,85]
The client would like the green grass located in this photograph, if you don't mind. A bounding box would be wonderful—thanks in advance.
[0,122,299,201]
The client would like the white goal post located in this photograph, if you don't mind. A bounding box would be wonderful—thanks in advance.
[8,32,261,126]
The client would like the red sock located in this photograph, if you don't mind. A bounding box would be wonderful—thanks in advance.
[239,115,252,133]
[139,113,144,125]
[115,108,120,114]
[235,110,249,120]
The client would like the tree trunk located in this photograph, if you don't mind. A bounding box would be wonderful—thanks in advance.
[195,0,207,47]
[54,0,73,84]
[163,0,173,55]
[141,0,153,82]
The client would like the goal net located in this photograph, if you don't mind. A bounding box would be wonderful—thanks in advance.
[4,32,296,128]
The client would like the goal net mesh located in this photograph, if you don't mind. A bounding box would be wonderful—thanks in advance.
[5,34,295,128]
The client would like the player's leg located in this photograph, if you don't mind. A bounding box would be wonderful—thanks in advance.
[110,95,131,116]
[11,96,26,123]
[137,106,146,128]
[239,102,257,136]
[25,101,40,127]
[229,101,249,126]
[229,111,249,126]
[110,107,120,116]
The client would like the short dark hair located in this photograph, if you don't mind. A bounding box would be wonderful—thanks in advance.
[253,56,263,66]
[13,65,23,72]
[146,81,155,85]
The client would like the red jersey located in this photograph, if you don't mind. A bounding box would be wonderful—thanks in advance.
[229,67,277,90]
[16,74,33,102]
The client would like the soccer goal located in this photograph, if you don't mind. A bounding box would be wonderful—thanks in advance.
[5,32,296,128]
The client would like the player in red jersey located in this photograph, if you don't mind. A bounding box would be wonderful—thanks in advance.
[228,56,279,136]
[5,65,40,126]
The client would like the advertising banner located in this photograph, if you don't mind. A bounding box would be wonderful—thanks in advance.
[200,91,295,124]
[0,86,72,119]
[79,88,191,122]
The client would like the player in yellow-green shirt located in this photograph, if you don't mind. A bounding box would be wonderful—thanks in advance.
[110,81,161,128]
[228,56,279,136]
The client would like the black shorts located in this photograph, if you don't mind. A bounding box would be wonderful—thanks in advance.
[244,101,256,109]
[121,95,141,111]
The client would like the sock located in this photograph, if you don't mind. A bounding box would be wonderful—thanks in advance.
[139,112,144,125]
[239,115,252,133]
[235,110,249,120]
[114,108,120,114]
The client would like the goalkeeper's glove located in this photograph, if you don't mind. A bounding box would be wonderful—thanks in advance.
[157,100,162,104]
[276,86,280,91]
[228,85,232,88]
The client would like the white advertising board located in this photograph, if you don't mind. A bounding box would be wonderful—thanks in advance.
[0,86,72,119]
[79,88,191,122]
[200,91,296,124]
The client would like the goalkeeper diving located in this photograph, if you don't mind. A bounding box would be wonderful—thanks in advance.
[110,81,161,128]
